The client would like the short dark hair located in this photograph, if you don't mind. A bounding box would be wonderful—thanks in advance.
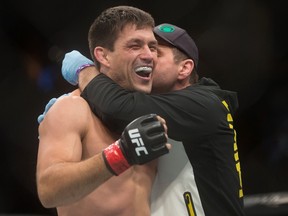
[88,6,155,69]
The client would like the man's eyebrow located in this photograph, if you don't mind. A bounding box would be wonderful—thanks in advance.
[149,40,158,46]
[126,38,142,44]
[125,38,158,45]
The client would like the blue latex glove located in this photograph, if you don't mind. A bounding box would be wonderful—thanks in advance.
[62,50,94,85]
[37,93,70,124]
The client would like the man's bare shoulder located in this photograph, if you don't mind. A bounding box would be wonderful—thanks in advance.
[39,93,91,134]
[50,94,88,116]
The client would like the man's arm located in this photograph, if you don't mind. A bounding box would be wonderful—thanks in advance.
[61,51,210,140]
[37,95,112,207]
[78,66,98,92]
[37,94,169,208]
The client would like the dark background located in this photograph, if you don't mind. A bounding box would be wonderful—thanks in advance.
[0,0,287,215]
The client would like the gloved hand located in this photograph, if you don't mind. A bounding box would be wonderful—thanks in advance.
[62,50,94,85]
[102,114,169,175]
[37,93,70,124]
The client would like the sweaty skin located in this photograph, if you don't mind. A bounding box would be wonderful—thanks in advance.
[37,90,157,216]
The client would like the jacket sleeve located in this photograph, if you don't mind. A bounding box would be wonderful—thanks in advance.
[80,74,154,133]
[81,74,216,140]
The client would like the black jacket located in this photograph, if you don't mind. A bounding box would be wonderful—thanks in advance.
[81,74,245,216]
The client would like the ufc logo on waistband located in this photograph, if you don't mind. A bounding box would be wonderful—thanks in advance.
[128,129,148,156]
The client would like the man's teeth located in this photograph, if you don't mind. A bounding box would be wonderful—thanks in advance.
[135,67,152,77]
[135,67,152,73]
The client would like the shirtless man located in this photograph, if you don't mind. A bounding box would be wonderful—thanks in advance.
[36,6,169,216]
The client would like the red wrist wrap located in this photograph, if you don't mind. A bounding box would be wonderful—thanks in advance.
[103,141,131,175]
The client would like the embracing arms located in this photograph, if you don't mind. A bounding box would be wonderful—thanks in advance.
[36,93,169,208]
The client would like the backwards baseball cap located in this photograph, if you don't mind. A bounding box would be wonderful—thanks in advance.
[153,23,199,68]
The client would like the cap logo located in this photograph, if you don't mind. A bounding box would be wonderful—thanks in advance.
[159,25,175,33]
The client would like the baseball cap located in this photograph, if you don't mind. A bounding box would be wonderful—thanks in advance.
[153,23,199,68]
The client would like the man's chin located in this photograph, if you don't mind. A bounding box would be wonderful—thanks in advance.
[134,85,152,94]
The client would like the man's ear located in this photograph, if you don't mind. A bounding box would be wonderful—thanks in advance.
[178,59,194,80]
[93,47,110,67]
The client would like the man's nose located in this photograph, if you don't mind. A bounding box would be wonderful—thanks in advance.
[140,45,155,60]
